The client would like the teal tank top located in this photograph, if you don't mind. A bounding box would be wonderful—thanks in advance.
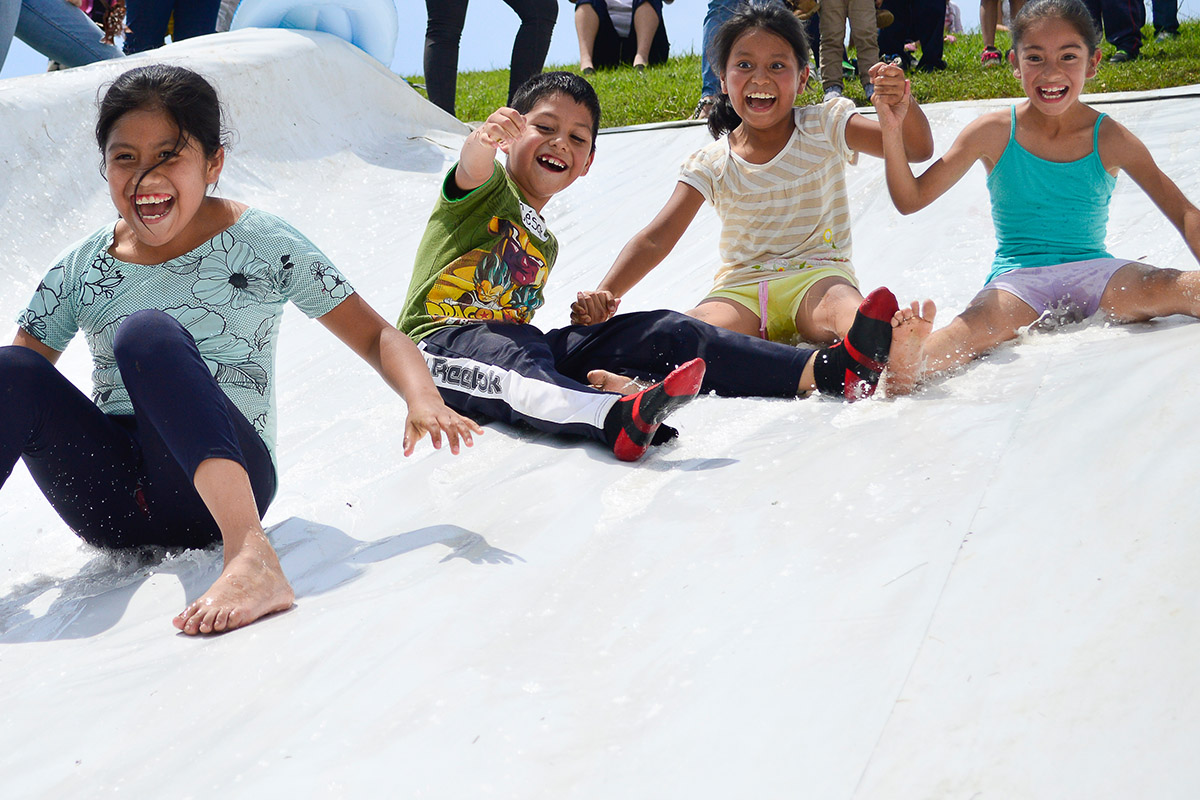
[985,106,1116,284]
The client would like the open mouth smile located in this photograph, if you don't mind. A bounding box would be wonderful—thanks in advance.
[1037,85,1068,101]
[745,92,777,110]
[536,154,568,173]
[134,193,174,222]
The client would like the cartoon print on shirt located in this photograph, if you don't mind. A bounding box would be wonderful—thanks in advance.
[424,216,549,324]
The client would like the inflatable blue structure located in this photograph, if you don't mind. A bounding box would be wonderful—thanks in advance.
[231,0,398,65]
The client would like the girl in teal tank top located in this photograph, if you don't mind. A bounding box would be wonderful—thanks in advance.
[874,0,1200,395]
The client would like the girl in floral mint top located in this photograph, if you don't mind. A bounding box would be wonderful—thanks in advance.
[2,65,481,636]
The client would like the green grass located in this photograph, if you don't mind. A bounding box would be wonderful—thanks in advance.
[406,21,1200,128]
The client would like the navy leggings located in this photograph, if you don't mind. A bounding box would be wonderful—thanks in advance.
[0,310,275,549]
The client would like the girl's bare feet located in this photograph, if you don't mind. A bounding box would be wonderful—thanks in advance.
[173,529,294,635]
[882,299,936,396]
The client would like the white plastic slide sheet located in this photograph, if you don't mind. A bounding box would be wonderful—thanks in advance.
[1,29,1198,798]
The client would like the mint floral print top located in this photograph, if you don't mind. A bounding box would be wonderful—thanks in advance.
[17,208,354,462]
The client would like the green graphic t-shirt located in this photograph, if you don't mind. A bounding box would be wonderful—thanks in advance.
[399,162,559,342]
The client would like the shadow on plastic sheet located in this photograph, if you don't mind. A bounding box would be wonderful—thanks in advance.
[0,518,519,643]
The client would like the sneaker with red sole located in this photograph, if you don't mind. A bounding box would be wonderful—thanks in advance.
[606,358,706,462]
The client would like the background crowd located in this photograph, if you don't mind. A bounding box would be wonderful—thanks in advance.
[0,0,1190,118]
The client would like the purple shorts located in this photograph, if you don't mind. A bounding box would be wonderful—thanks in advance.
[984,258,1134,322]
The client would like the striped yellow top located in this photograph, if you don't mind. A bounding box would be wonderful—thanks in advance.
[678,98,860,291]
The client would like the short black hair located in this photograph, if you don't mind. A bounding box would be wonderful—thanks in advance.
[510,71,601,152]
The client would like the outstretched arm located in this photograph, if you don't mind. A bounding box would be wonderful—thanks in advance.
[319,294,483,455]
[455,106,527,193]
[846,62,934,162]
[1104,119,1200,264]
[571,183,705,324]
[877,101,1002,215]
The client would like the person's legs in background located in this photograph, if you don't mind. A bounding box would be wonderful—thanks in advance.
[1151,0,1179,39]
[0,0,19,69]
[168,0,219,42]
[423,0,469,114]
[912,0,947,71]
[575,0,602,73]
[503,0,557,103]
[13,0,123,66]
[124,0,174,53]
[818,0,850,97]
[631,0,659,67]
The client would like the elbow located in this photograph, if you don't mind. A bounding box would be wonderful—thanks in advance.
[909,142,935,163]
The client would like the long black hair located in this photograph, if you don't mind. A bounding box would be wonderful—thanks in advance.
[706,1,812,139]
[96,64,230,189]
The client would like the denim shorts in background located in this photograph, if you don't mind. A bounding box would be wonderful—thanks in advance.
[1,0,123,71]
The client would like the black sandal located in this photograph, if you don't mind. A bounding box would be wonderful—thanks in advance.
[691,95,717,121]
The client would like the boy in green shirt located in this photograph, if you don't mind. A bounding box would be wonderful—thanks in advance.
[401,72,909,462]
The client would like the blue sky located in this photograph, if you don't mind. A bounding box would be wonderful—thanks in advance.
[2,1,1194,82]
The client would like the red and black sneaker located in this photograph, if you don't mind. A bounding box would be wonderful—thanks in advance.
[812,286,898,401]
[605,358,706,462]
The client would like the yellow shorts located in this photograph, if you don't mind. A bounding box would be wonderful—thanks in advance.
[703,266,858,343]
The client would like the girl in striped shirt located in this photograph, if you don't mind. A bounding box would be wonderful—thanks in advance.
[572,1,936,380]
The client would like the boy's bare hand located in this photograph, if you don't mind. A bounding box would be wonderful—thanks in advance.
[472,107,527,154]
[570,290,620,325]
[403,400,484,456]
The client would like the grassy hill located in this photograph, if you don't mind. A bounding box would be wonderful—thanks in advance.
[407,22,1200,128]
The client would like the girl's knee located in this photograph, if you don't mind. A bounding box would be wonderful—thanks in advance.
[0,345,59,400]
[112,310,189,368]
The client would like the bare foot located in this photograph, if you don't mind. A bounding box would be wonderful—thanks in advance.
[173,531,294,635]
[882,299,936,396]
[587,369,650,395]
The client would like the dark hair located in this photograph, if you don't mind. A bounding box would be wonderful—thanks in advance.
[707,0,812,139]
[96,64,229,187]
[510,71,602,152]
[1011,0,1101,54]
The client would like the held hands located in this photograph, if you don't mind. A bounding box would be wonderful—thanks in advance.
[402,398,484,457]
[869,62,911,131]
[570,290,620,325]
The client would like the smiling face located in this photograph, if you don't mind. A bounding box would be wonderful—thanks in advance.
[1011,17,1101,114]
[721,27,806,133]
[503,93,595,212]
[104,106,224,256]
